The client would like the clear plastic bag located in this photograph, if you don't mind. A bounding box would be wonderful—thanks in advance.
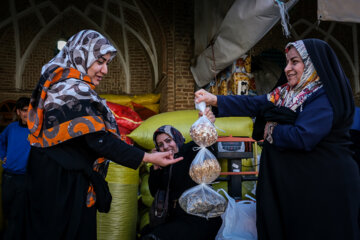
[215,189,257,240]
[179,183,227,218]
[190,101,218,147]
[189,147,221,184]
[180,147,225,218]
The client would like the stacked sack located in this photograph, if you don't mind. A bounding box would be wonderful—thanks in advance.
[106,101,142,145]
[128,110,253,150]
[97,101,143,240]
[100,93,160,120]
[179,101,227,218]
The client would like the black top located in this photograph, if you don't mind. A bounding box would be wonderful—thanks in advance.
[26,131,144,240]
[146,141,222,240]
[149,141,200,206]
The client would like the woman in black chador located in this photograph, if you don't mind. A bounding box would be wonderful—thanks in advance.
[195,39,360,240]
[141,125,222,240]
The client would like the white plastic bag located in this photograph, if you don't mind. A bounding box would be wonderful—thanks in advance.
[216,190,257,240]
[180,148,225,218]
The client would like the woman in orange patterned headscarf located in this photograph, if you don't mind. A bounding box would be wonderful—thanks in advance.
[26,30,182,240]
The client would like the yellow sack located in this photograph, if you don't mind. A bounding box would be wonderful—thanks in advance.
[132,93,161,105]
[140,174,154,207]
[142,104,159,113]
[128,110,253,150]
[99,94,133,106]
[100,93,161,106]
[97,162,139,240]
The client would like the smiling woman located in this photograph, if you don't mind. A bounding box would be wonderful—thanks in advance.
[87,53,111,86]
[194,39,360,240]
[25,29,183,240]
[284,46,304,88]
[140,125,222,240]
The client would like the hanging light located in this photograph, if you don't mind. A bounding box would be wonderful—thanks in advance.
[57,38,67,51]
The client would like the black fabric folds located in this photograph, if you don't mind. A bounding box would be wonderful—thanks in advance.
[303,39,354,129]
[86,169,112,213]
[252,101,297,141]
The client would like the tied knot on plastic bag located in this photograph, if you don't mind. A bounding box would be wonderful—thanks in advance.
[190,100,218,147]
[189,148,221,184]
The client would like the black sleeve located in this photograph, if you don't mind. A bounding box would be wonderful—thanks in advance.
[84,131,144,170]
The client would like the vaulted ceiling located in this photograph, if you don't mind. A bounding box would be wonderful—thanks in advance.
[0,0,161,93]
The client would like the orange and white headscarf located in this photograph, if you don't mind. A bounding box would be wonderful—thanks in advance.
[267,40,323,111]
[28,30,118,147]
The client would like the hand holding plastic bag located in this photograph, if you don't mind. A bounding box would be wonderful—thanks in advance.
[215,190,257,240]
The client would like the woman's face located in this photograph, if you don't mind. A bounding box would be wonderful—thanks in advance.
[87,53,112,86]
[284,47,305,88]
[156,133,179,154]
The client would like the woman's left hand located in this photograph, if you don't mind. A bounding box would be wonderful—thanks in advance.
[264,121,278,143]
[199,106,216,123]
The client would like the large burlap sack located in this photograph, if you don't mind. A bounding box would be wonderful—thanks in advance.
[128,110,253,150]
[97,162,139,240]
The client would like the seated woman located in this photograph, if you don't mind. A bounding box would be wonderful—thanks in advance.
[141,123,222,240]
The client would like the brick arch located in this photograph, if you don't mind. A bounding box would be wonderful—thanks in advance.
[136,0,168,85]
[291,19,360,93]
[0,0,163,94]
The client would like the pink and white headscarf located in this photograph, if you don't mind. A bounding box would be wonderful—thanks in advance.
[267,40,323,111]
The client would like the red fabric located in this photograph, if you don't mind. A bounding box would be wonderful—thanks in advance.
[106,101,142,131]
[106,101,142,145]
[131,102,157,120]
[118,126,134,145]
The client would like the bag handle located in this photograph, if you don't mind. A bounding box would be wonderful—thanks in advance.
[217,188,235,204]
[155,165,173,217]
[217,189,256,203]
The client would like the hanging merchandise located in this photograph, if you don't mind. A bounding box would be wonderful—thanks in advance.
[189,147,221,185]
[189,101,218,147]
[179,101,227,218]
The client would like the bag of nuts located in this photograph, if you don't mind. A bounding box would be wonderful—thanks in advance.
[179,102,227,218]
[189,148,221,184]
[179,183,227,218]
[179,147,226,218]
[190,101,218,147]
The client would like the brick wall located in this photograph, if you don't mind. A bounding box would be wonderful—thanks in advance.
[145,0,195,112]
[0,0,358,112]
[0,0,197,112]
[128,33,153,94]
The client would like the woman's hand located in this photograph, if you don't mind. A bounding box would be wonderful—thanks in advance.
[199,107,216,123]
[195,89,218,107]
[264,121,278,144]
[143,151,183,167]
